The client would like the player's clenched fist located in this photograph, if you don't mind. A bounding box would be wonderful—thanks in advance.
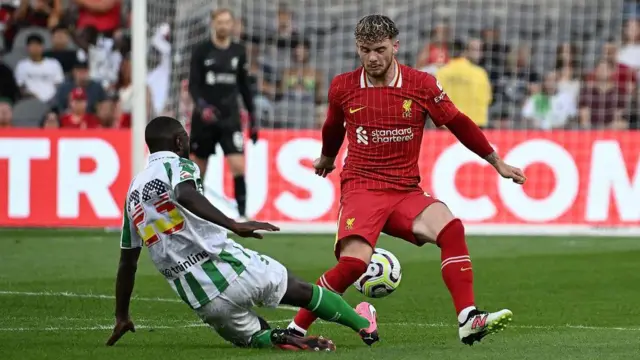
[494,161,527,185]
[106,318,135,346]
[314,156,336,178]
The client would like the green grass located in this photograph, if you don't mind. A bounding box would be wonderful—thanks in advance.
[1,229,640,359]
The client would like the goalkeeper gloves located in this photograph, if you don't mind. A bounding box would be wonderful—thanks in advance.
[248,112,259,144]
[196,99,220,123]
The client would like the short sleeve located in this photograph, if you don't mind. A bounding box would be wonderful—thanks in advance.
[168,158,201,190]
[421,73,460,127]
[120,201,143,249]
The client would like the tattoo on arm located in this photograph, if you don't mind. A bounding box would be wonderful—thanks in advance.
[484,151,500,165]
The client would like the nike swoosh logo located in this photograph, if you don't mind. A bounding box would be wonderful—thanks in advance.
[460,267,472,272]
[349,106,366,114]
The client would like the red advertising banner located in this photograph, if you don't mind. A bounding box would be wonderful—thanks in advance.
[0,129,638,231]
[0,129,131,227]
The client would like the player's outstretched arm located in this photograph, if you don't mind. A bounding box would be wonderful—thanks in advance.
[445,112,527,185]
[174,181,279,238]
[106,247,141,346]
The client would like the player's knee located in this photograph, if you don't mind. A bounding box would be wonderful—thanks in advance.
[226,154,245,175]
[412,202,455,244]
[280,274,314,308]
[339,236,374,264]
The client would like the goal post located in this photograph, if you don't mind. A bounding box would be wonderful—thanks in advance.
[137,0,640,236]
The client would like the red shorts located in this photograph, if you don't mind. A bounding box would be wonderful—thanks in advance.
[334,188,441,258]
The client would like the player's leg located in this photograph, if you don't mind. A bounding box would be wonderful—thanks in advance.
[220,127,248,219]
[188,114,216,179]
[280,273,379,346]
[385,191,512,345]
[288,190,390,336]
[194,248,335,351]
[193,294,334,351]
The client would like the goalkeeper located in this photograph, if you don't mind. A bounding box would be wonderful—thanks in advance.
[187,8,255,220]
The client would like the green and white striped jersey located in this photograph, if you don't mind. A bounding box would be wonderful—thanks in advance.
[120,151,250,309]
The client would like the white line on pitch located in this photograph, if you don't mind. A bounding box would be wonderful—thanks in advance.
[0,290,299,311]
[2,290,639,333]
[1,320,640,333]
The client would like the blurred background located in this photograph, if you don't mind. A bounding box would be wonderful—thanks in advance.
[0,0,638,130]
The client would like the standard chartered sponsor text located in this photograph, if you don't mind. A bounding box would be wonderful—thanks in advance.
[161,251,209,277]
[371,128,414,143]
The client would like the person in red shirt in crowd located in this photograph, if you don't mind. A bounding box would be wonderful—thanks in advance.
[75,0,122,36]
[59,87,101,129]
[16,0,62,29]
[585,40,637,93]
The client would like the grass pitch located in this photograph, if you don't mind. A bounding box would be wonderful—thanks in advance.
[1,229,639,360]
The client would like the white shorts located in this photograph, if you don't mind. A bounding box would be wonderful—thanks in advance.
[193,249,288,347]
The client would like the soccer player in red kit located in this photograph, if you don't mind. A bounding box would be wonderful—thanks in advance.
[287,15,527,346]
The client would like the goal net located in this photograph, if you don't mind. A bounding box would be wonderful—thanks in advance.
[147,0,640,235]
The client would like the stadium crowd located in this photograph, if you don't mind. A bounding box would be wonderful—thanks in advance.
[0,0,639,130]
[0,0,171,129]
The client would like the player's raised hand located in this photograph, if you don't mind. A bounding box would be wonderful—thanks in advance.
[313,156,336,178]
[106,318,135,346]
[494,161,527,185]
[232,221,280,239]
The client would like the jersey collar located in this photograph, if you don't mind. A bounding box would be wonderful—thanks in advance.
[147,151,178,167]
[360,60,402,88]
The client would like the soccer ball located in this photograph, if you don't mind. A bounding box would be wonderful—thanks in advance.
[353,248,402,298]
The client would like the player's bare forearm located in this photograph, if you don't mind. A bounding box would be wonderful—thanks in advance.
[484,151,501,166]
[174,181,238,232]
[114,248,141,320]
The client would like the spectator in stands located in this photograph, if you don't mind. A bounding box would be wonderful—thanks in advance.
[15,0,61,29]
[74,0,122,37]
[555,43,582,104]
[79,24,122,89]
[491,44,541,129]
[59,87,100,128]
[41,111,59,128]
[0,57,20,105]
[275,3,298,45]
[436,39,492,128]
[246,41,276,123]
[15,34,63,102]
[0,3,17,50]
[618,18,640,72]
[416,22,450,74]
[95,94,117,127]
[54,54,106,114]
[44,25,77,74]
[281,37,324,105]
[147,23,171,116]
[522,71,577,130]
[481,27,510,83]
[579,61,629,130]
[0,98,12,128]
[114,54,150,128]
[593,40,637,93]
[624,0,640,20]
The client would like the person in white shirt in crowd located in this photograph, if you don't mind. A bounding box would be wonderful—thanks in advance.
[522,71,577,130]
[15,34,64,103]
[147,23,172,116]
[78,25,122,89]
[618,19,640,73]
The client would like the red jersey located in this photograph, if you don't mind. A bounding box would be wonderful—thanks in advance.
[59,113,101,129]
[322,61,459,192]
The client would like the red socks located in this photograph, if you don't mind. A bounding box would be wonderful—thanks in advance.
[437,218,475,314]
[289,256,368,333]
